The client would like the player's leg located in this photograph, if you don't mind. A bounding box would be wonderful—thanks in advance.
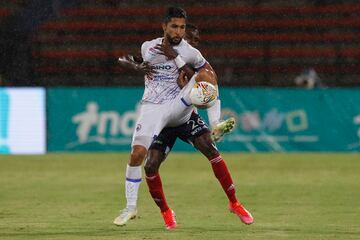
[192,133,254,225]
[144,149,169,213]
[176,71,236,142]
[211,117,236,142]
[144,127,178,230]
[195,68,236,141]
[114,103,166,226]
[201,92,236,142]
[174,112,253,224]
[206,96,236,142]
[113,144,146,226]
[176,112,238,207]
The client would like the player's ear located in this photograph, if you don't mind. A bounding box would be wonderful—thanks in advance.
[162,23,166,32]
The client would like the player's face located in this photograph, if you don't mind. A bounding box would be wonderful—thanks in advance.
[185,29,200,47]
[162,17,186,45]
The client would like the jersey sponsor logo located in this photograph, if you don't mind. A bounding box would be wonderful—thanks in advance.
[152,65,172,70]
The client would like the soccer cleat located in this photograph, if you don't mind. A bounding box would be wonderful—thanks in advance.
[229,201,254,225]
[211,117,236,142]
[161,208,177,230]
[113,207,137,226]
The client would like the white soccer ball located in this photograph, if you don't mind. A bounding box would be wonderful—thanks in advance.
[189,81,218,109]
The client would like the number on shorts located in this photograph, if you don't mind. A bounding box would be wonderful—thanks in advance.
[187,119,198,130]
[187,118,205,130]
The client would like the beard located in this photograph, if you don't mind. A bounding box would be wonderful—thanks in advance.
[166,34,182,45]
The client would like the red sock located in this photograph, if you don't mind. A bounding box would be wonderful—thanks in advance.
[208,154,238,203]
[145,172,169,212]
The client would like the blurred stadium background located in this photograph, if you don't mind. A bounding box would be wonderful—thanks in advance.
[0,1,360,239]
[1,0,360,87]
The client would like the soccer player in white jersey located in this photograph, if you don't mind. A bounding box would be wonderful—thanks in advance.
[113,7,206,226]
[113,7,240,227]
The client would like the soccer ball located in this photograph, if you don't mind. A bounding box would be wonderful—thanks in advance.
[189,81,218,109]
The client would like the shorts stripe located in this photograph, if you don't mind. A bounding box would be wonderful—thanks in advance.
[181,97,192,107]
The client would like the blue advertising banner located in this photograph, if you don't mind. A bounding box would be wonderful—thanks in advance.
[0,89,9,153]
[218,88,360,152]
[47,88,142,152]
[0,88,46,154]
[47,88,360,152]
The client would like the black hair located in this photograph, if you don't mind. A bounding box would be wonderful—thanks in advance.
[163,7,187,23]
[186,23,198,31]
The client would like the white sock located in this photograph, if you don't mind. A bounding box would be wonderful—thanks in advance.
[207,99,221,128]
[125,164,142,209]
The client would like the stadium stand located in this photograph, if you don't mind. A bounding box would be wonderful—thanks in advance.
[0,0,32,85]
[4,1,360,86]
[0,8,10,22]
[0,1,29,25]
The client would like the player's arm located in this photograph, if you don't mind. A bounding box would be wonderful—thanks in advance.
[118,53,155,77]
[177,71,189,89]
[196,63,218,86]
[177,62,218,89]
[154,39,195,80]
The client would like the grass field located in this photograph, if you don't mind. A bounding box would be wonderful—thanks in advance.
[0,153,359,240]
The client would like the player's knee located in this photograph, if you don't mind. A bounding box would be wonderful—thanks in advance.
[144,149,164,174]
[203,143,219,158]
[144,158,156,174]
[194,134,219,158]
[144,157,157,174]
[129,145,147,166]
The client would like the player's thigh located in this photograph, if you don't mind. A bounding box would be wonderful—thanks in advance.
[167,76,197,126]
[177,112,218,158]
[132,103,167,150]
[177,112,213,147]
[149,127,178,155]
[144,149,167,174]
[178,74,197,104]
[145,127,179,173]
[193,132,219,159]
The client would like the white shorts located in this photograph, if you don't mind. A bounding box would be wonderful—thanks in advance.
[131,75,197,149]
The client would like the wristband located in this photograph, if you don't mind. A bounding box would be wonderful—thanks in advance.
[174,55,186,69]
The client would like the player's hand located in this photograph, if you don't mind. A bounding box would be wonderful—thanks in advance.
[177,71,188,89]
[118,57,155,79]
[138,62,156,80]
[154,38,178,59]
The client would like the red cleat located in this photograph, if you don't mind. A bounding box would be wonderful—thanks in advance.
[229,201,254,225]
[161,208,177,230]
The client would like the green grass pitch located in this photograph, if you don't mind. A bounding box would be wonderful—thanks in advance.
[0,153,359,240]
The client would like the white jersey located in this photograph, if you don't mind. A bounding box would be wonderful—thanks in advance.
[141,37,206,104]
[132,73,199,149]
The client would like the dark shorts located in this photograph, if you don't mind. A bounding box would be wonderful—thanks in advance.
[149,112,210,154]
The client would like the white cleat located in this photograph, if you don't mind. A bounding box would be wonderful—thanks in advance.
[211,117,236,142]
[113,207,137,226]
